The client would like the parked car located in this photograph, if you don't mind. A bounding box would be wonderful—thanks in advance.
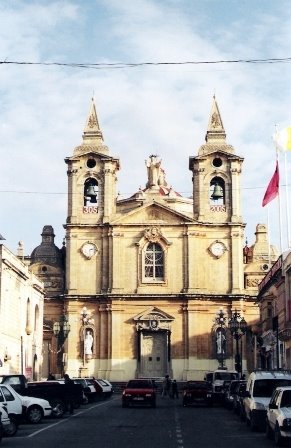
[204,369,239,401]
[0,375,83,418]
[72,378,98,402]
[224,380,246,410]
[266,386,291,446]
[122,379,156,408]
[0,404,17,438]
[93,379,113,398]
[0,384,52,425]
[244,370,291,431]
[233,381,247,418]
[27,381,83,417]
[182,381,213,407]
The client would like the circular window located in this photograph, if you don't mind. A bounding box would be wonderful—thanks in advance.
[213,157,222,168]
[41,266,48,272]
[87,158,96,168]
[261,264,269,271]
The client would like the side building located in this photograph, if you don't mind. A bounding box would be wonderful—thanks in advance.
[0,243,44,379]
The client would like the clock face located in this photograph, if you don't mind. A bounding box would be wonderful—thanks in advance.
[81,243,97,259]
[210,242,225,257]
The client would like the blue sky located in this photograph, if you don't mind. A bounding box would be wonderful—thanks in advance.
[0,0,291,255]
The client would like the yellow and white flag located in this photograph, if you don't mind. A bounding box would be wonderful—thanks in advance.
[274,126,291,151]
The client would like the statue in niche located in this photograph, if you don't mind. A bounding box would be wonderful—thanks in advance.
[84,330,93,355]
[216,329,226,355]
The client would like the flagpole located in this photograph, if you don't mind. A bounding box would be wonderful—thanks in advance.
[273,128,283,252]
[284,151,290,248]
[267,207,271,265]
[277,152,283,253]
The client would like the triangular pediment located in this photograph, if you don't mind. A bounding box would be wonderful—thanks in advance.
[193,148,243,161]
[134,307,174,322]
[112,201,195,225]
[65,150,118,163]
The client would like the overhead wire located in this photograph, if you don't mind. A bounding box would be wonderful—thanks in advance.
[1,57,291,70]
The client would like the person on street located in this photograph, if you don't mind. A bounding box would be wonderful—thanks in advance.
[171,379,179,398]
[161,375,171,397]
[64,373,75,415]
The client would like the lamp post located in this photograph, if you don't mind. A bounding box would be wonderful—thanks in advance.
[214,308,227,369]
[228,310,247,378]
[53,314,70,376]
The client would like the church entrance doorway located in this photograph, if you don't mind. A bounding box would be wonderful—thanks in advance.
[140,331,167,377]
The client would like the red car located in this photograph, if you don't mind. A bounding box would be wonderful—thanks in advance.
[122,379,156,408]
[183,381,213,407]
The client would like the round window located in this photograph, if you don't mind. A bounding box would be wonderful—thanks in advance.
[213,157,222,168]
[87,158,96,168]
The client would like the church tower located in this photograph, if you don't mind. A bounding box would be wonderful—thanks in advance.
[64,98,120,296]
[189,96,245,293]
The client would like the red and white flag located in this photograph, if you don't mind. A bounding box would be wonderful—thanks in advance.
[262,161,279,207]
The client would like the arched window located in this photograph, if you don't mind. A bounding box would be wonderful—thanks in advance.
[34,304,39,332]
[144,243,164,280]
[84,178,98,206]
[25,298,32,335]
[209,176,225,205]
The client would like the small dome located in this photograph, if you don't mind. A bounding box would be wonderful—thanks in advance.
[31,225,64,267]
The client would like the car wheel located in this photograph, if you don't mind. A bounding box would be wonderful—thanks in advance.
[265,421,273,440]
[0,424,3,443]
[151,400,156,408]
[26,405,43,424]
[3,418,18,437]
[274,423,284,446]
[50,399,65,418]
[122,401,127,408]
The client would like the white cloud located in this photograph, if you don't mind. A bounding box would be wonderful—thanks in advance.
[0,0,290,254]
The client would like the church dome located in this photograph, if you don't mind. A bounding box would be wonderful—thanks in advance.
[31,225,64,267]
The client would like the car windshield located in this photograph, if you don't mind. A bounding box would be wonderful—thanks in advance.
[253,379,291,397]
[281,390,291,407]
[127,380,152,388]
[214,372,238,381]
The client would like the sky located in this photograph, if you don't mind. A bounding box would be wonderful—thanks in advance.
[0,0,291,256]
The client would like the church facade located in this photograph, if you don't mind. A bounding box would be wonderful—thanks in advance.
[31,97,278,381]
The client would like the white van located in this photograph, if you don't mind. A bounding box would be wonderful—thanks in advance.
[244,370,291,430]
[204,369,239,399]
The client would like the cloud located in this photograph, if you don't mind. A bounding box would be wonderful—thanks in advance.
[0,0,290,254]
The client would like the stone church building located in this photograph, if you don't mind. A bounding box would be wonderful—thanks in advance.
[30,96,278,381]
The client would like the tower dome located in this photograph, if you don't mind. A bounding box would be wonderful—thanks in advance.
[31,225,64,267]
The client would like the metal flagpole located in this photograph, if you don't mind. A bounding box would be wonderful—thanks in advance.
[273,131,283,253]
[284,151,290,248]
[278,151,283,253]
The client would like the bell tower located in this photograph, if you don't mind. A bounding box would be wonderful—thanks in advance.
[64,98,120,295]
[189,96,244,224]
[189,96,245,293]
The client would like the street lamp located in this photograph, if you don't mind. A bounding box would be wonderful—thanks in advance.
[228,310,247,378]
[53,314,71,376]
[214,308,227,369]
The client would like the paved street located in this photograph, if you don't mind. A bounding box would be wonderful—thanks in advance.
[2,395,277,448]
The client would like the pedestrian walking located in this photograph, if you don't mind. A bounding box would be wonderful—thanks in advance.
[162,375,171,397]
